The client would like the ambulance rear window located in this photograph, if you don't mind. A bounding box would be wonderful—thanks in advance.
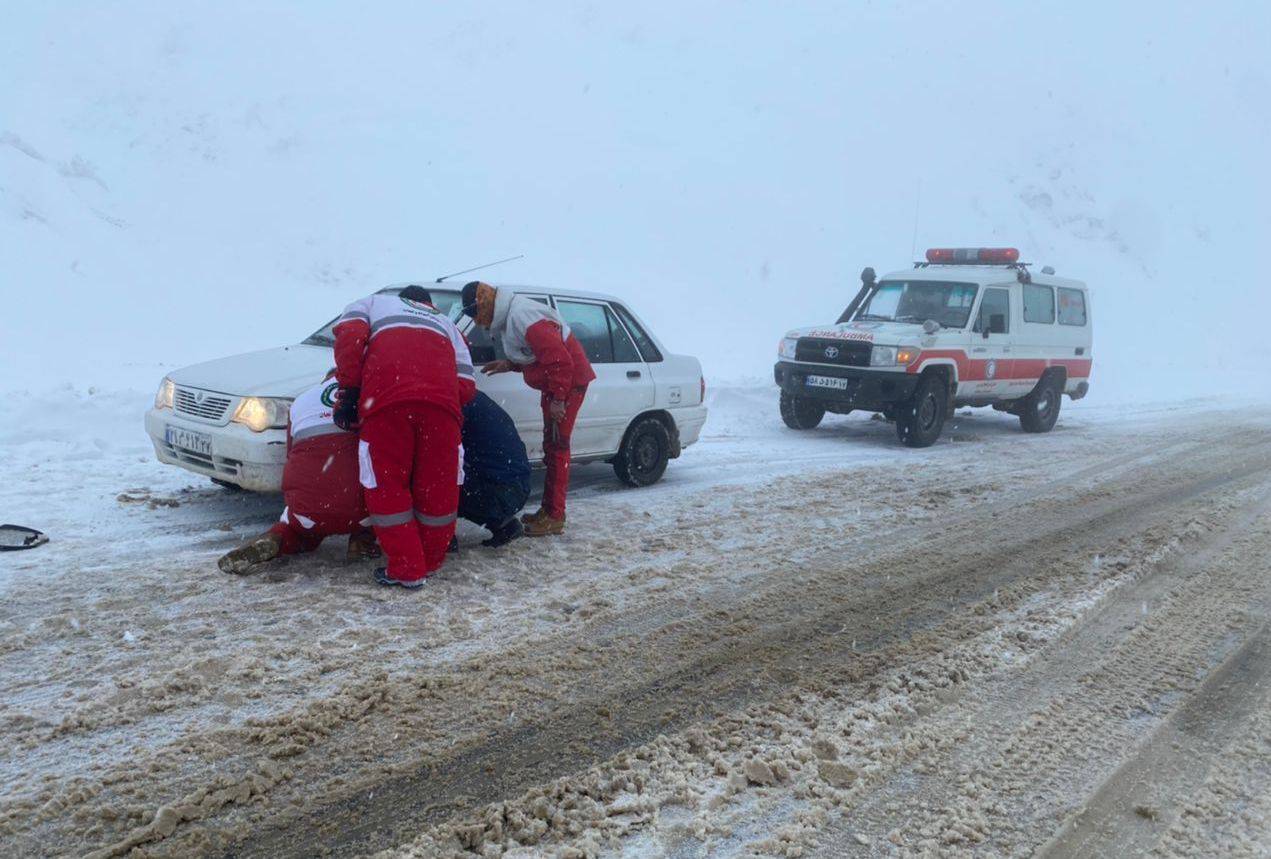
[1058,287,1087,326]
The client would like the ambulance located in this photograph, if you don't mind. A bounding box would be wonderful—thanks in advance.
[773,248,1092,447]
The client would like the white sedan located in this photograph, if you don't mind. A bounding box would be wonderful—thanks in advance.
[145,285,709,491]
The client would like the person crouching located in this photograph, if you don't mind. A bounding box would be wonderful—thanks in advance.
[460,390,532,546]
[218,374,379,574]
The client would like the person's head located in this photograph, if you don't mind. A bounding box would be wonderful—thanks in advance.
[461,281,498,328]
[398,284,433,306]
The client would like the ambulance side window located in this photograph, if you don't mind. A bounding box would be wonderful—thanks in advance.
[975,288,1010,334]
[1023,284,1056,324]
[1057,288,1087,326]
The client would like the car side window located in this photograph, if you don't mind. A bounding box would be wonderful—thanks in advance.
[606,305,642,363]
[1023,284,1055,324]
[557,300,616,363]
[465,324,505,364]
[1057,287,1087,326]
[611,303,663,362]
[975,288,1010,333]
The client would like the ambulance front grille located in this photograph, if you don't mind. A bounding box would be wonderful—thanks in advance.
[794,338,871,367]
[174,388,234,422]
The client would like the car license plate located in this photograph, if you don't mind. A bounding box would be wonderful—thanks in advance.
[165,425,213,456]
[805,374,850,391]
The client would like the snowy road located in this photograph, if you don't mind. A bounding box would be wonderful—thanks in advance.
[2,387,1269,857]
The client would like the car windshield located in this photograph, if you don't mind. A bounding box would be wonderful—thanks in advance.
[302,287,462,346]
[854,280,978,329]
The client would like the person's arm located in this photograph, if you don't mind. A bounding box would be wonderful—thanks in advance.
[524,319,574,402]
[333,297,372,390]
[448,319,477,404]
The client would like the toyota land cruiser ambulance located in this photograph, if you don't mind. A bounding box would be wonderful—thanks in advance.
[773,248,1092,447]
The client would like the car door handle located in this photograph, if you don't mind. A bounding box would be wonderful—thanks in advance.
[626,370,642,379]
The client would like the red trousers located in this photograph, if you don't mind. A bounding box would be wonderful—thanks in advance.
[540,385,588,519]
[358,402,461,581]
[268,519,373,555]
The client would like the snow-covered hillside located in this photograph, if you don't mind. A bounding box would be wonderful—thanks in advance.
[3,4,1268,402]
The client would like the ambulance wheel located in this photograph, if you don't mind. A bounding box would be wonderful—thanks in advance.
[895,373,947,448]
[1019,375,1062,433]
[615,416,671,487]
[780,392,825,430]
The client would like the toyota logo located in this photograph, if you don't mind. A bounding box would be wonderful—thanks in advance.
[824,345,840,359]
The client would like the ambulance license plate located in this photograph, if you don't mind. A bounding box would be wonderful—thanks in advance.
[805,375,851,391]
[166,426,213,456]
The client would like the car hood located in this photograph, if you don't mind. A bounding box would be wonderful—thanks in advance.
[167,344,335,399]
[784,320,925,345]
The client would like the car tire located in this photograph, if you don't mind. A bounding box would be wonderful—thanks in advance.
[780,391,825,430]
[211,478,243,492]
[1019,374,1062,433]
[895,373,948,448]
[614,416,671,487]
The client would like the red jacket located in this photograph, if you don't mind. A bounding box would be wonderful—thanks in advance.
[333,292,476,420]
[521,320,596,399]
[281,381,364,534]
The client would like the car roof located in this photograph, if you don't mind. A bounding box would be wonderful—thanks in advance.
[379,282,625,303]
[880,266,1087,290]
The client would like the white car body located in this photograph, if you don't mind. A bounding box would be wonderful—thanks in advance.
[145,285,708,491]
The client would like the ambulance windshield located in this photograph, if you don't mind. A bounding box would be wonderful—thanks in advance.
[855,281,978,329]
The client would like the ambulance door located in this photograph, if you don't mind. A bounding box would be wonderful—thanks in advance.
[968,286,1015,398]
[1012,283,1058,398]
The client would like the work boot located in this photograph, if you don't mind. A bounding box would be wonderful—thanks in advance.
[524,512,565,537]
[482,517,523,548]
[218,532,282,574]
[521,507,548,525]
[448,536,459,554]
[373,567,426,590]
[346,530,381,562]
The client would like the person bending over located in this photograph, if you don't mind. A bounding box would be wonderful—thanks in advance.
[459,390,531,547]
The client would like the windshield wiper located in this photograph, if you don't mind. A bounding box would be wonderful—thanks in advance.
[855,313,891,322]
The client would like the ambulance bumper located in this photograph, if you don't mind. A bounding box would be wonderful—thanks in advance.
[774,362,919,411]
[144,409,286,492]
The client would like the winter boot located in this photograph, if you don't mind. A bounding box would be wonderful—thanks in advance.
[521,507,548,525]
[346,529,381,562]
[373,567,426,590]
[218,532,282,574]
[482,516,523,548]
[524,512,565,537]
[448,536,459,554]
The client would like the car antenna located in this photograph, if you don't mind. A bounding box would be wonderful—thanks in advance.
[435,254,525,283]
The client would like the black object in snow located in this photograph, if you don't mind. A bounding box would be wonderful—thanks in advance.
[0,524,48,551]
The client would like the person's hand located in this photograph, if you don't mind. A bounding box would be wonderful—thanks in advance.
[482,360,514,375]
[548,399,567,421]
[332,386,360,431]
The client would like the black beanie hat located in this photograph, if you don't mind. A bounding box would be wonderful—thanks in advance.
[460,281,481,318]
[399,284,433,305]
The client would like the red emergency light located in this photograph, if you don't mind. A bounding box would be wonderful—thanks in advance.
[925,247,1020,264]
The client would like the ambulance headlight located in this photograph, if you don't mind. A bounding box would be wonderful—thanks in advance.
[154,377,175,410]
[870,346,920,367]
[232,397,291,433]
[778,337,798,359]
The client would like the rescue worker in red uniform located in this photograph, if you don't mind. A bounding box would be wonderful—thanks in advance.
[333,285,475,588]
[217,375,379,574]
[459,281,595,536]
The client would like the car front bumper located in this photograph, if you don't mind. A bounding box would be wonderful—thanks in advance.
[144,408,286,492]
[774,361,918,412]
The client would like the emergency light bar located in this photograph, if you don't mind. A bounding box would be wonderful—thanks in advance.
[925,247,1021,265]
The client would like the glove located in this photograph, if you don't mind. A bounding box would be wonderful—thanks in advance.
[333,386,360,431]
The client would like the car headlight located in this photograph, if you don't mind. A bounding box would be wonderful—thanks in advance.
[870,345,920,367]
[154,377,175,410]
[232,397,291,433]
[778,337,798,359]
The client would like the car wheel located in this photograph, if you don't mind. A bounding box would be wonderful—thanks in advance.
[1019,374,1062,433]
[895,373,948,448]
[211,478,243,491]
[614,416,671,487]
[780,391,825,430]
